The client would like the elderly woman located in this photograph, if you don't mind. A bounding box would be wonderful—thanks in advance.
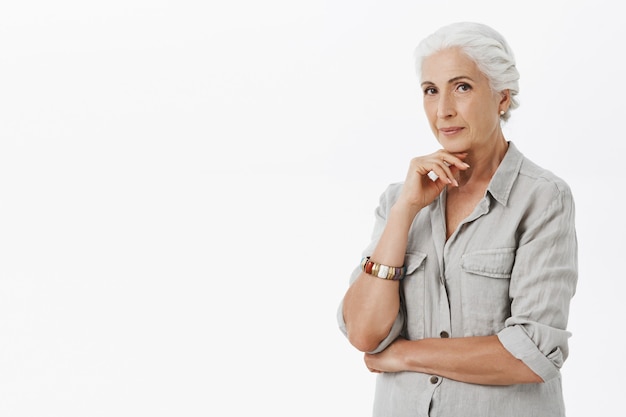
[337,22,578,417]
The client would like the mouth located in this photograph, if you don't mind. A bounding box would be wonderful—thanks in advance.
[439,127,464,136]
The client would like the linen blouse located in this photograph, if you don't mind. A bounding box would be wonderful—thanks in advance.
[337,142,578,417]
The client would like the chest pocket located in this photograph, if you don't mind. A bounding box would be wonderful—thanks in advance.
[460,248,515,336]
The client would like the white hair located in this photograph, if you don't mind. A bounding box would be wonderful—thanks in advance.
[414,22,520,121]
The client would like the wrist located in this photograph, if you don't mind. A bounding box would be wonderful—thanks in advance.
[390,200,422,223]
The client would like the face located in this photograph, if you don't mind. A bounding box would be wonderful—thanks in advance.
[421,47,508,154]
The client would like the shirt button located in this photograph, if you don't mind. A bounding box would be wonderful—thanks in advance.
[430,376,439,384]
[439,331,449,338]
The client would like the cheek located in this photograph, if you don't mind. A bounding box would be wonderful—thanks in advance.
[479,107,500,128]
[423,101,437,123]
[465,103,495,128]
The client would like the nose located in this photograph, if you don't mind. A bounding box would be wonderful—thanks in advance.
[436,93,455,119]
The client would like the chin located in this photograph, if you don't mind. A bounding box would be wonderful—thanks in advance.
[438,139,470,154]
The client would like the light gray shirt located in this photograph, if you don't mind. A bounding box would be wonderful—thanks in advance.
[337,142,578,417]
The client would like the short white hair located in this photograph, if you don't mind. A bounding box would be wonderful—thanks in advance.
[414,22,520,121]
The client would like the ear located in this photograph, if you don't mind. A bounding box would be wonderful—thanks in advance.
[499,89,511,108]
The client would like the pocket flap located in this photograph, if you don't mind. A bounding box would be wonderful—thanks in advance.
[404,251,427,275]
[461,248,515,279]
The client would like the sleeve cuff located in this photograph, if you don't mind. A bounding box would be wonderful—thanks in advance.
[497,325,561,382]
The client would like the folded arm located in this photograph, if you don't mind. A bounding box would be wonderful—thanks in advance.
[364,335,542,385]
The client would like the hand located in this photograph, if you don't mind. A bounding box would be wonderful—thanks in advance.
[363,337,411,373]
[396,150,470,213]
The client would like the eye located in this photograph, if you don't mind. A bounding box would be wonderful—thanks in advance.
[423,86,437,96]
[456,83,472,92]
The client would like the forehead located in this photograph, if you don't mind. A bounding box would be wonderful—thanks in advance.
[421,47,483,84]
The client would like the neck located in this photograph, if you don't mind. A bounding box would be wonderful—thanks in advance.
[456,139,509,187]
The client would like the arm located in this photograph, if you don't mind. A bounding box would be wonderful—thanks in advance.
[364,336,542,385]
[341,204,414,352]
[498,180,578,381]
[341,151,469,352]
[363,177,577,385]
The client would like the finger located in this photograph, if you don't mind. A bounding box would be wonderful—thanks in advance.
[440,160,456,183]
[426,167,452,185]
[437,154,469,184]
[443,153,471,170]
[427,170,439,182]
[427,164,456,186]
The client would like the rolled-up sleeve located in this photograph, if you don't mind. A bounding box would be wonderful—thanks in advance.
[499,181,578,382]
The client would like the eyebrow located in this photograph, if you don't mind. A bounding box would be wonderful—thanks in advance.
[420,75,475,87]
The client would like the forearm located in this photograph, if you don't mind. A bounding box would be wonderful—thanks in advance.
[367,335,542,385]
[342,204,419,352]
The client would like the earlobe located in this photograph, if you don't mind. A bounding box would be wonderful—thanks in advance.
[498,90,511,116]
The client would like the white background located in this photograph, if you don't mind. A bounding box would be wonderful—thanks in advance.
[0,1,621,415]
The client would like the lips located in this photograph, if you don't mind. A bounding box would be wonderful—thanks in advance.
[439,127,464,136]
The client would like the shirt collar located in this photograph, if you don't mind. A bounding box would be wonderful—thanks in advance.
[486,141,524,207]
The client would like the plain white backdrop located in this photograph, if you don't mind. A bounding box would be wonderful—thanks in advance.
[0,1,621,415]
